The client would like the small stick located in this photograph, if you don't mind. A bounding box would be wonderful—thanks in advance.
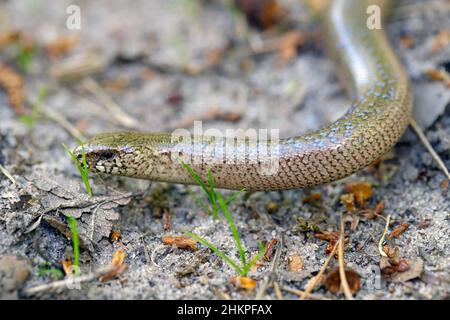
[410,118,450,181]
[22,265,116,296]
[0,164,16,184]
[300,238,340,300]
[378,214,391,257]
[281,286,330,300]
[273,282,283,300]
[82,78,139,129]
[38,106,86,142]
[338,213,353,300]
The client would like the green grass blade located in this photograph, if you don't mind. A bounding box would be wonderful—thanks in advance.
[179,159,211,197]
[63,143,93,197]
[186,232,244,275]
[187,188,212,215]
[217,193,247,268]
[207,169,218,218]
[224,188,245,205]
[67,216,80,271]
[244,242,266,275]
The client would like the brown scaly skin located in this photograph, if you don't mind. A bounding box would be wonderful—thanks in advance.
[75,0,412,191]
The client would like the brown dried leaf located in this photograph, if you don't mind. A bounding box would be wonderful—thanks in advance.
[0,64,26,115]
[99,249,128,282]
[431,30,450,54]
[400,35,415,49]
[313,230,340,242]
[263,239,278,261]
[162,210,171,232]
[287,255,304,272]
[109,230,122,243]
[387,223,410,240]
[325,267,361,295]
[340,193,355,212]
[303,192,321,204]
[0,30,21,47]
[345,182,373,207]
[234,0,286,30]
[229,276,256,290]
[162,235,197,251]
[44,35,79,58]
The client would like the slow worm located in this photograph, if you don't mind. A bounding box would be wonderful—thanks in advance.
[75,0,412,191]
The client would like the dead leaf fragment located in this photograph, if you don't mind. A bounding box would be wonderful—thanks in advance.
[431,30,450,54]
[345,182,373,207]
[234,0,286,30]
[229,276,256,290]
[0,64,26,115]
[99,249,128,282]
[44,35,79,58]
[287,255,304,272]
[325,267,361,295]
[387,223,410,240]
[263,239,278,261]
[162,235,197,251]
[303,192,321,204]
[162,210,171,232]
[340,193,355,212]
[109,230,122,243]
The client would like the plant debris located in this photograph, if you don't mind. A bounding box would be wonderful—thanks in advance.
[287,255,304,272]
[0,64,26,115]
[162,235,198,251]
[324,267,361,295]
[229,276,256,290]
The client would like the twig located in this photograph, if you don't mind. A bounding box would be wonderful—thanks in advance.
[410,118,450,181]
[82,78,139,129]
[378,214,391,257]
[255,234,283,299]
[300,238,340,300]
[273,282,283,300]
[22,265,116,296]
[0,164,16,184]
[38,106,86,142]
[281,286,330,300]
[338,213,353,300]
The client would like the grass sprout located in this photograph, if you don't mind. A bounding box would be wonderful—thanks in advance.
[181,160,264,276]
[67,216,80,274]
[63,143,92,197]
[19,85,47,131]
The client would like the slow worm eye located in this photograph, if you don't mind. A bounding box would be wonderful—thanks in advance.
[100,151,115,161]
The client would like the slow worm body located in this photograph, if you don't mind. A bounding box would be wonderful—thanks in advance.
[76,0,412,191]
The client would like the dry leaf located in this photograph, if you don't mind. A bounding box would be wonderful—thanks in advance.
[431,30,450,54]
[0,30,21,47]
[400,35,415,49]
[44,35,79,58]
[109,230,122,243]
[346,182,373,207]
[263,239,278,261]
[287,255,304,272]
[325,267,361,295]
[162,235,197,251]
[303,192,321,204]
[99,249,128,282]
[234,0,286,30]
[313,230,340,242]
[162,210,171,232]
[387,223,410,240]
[340,193,355,212]
[229,276,256,290]
[0,64,26,115]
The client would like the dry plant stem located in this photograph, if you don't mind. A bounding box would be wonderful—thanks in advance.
[378,214,391,257]
[410,118,450,181]
[22,265,116,296]
[0,164,16,184]
[339,213,353,300]
[299,238,340,300]
[273,282,283,300]
[281,286,330,300]
[82,78,139,129]
[38,106,86,142]
[255,235,283,299]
